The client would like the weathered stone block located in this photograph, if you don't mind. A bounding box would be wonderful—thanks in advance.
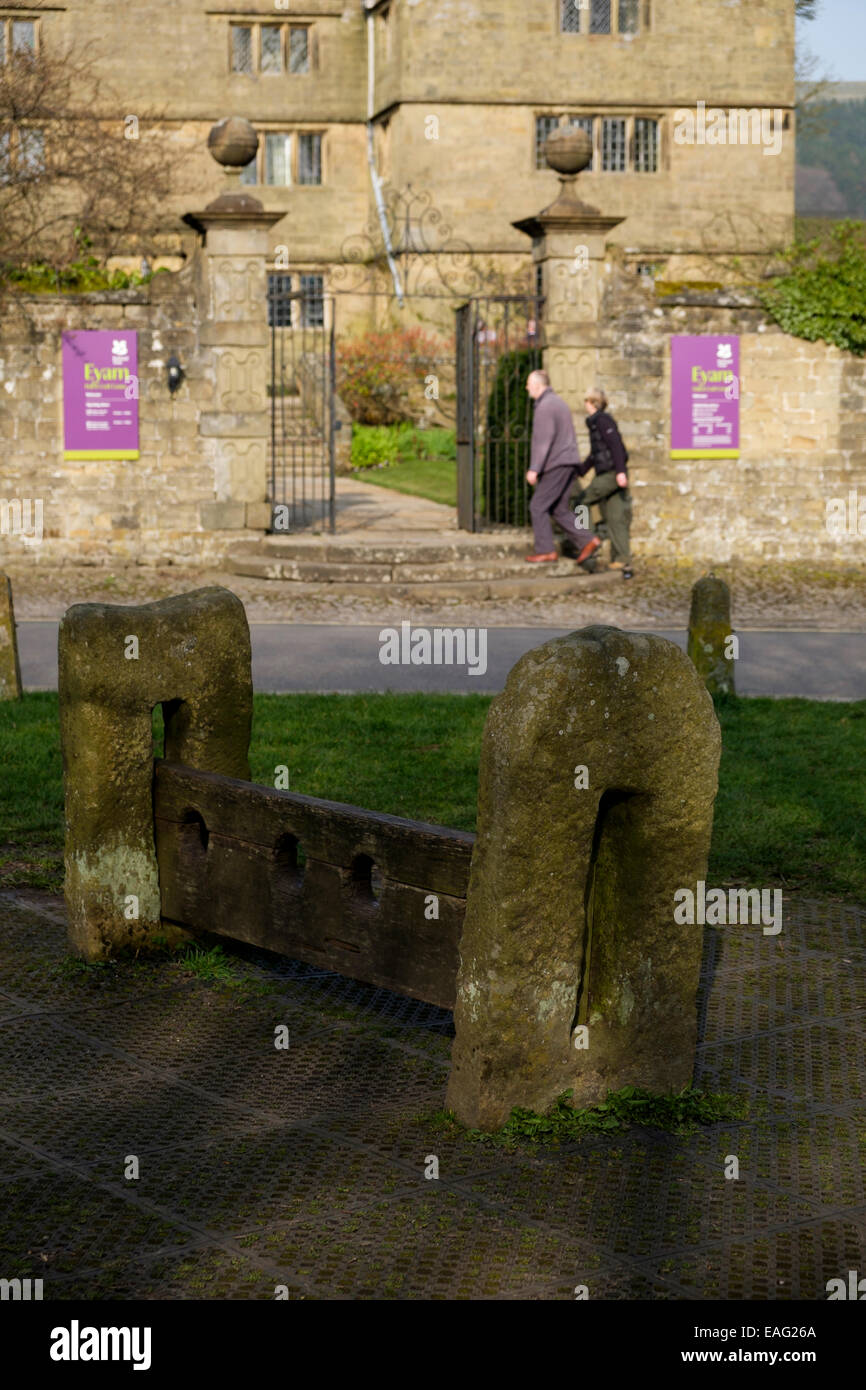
[200,501,247,530]
[446,626,720,1131]
[0,574,22,700]
[245,503,273,530]
[59,587,252,959]
[687,575,736,696]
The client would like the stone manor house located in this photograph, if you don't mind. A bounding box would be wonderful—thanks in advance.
[9,0,796,324]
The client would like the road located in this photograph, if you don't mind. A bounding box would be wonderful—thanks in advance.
[16,621,866,699]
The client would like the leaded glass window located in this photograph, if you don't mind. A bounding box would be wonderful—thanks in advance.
[261,26,282,74]
[265,132,292,185]
[535,115,560,169]
[11,20,35,55]
[619,0,640,33]
[231,25,253,75]
[298,133,322,185]
[601,117,626,171]
[634,118,658,172]
[299,275,324,327]
[289,28,309,74]
[590,0,611,34]
[561,0,582,33]
[268,274,293,329]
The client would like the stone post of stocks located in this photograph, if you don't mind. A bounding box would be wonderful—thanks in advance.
[513,127,624,420]
[687,574,737,697]
[184,118,283,537]
[0,574,22,700]
[59,587,252,960]
[446,627,721,1132]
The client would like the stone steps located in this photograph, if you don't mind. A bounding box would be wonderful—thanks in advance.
[227,534,621,597]
[239,534,535,563]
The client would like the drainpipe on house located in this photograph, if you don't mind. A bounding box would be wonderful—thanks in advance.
[364,0,404,305]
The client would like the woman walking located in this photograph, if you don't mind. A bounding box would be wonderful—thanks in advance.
[571,389,633,572]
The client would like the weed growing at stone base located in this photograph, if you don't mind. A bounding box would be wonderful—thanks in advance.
[49,954,110,979]
[432,1085,747,1148]
[46,939,281,1000]
[175,944,237,984]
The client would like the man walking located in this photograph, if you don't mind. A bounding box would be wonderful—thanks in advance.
[525,370,600,566]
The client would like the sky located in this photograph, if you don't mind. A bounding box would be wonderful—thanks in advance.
[799,0,866,82]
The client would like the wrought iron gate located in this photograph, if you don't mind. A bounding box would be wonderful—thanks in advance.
[268,278,336,532]
[456,294,544,532]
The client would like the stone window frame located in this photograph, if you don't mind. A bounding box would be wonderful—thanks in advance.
[239,127,326,187]
[556,0,649,34]
[0,121,46,182]
[227,19,316,77]
[534,110,664,175]
[0,13,41,63]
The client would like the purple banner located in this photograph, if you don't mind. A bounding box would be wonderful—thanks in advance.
[62,330,139,459]
[670,335,739,458]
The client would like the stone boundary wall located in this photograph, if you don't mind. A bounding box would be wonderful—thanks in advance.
[0,266,267,567]
[600,273,866,561]
[1,261,864,564]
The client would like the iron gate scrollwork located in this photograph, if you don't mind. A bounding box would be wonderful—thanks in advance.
[455,295,544,532]
[268,275,336,533]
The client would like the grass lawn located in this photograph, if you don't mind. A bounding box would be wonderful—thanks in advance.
[350,424,457,507]
[2,692,865,903]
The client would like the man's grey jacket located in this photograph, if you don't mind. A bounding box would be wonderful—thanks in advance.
[530,388,580,475]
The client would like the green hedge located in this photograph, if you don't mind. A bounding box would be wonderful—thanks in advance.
[759,221,866,356]
[481,348,537,526]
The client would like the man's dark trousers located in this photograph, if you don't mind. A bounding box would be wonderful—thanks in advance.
[530,465,595,555]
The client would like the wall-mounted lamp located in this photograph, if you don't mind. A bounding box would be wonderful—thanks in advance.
[166,354,185,394]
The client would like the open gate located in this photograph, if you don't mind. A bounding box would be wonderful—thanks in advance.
[267,277,336,533]
[456,294,544,532]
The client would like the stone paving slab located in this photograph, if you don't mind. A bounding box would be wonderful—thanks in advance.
[0,889,864,1300]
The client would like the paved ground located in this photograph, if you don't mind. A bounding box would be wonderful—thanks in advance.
[1,889,863,1300]
[329,474,459,532]
[18,620,866,699]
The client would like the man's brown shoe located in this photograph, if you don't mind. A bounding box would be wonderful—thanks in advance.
[525,551,558,563]
[576,536,601,566]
